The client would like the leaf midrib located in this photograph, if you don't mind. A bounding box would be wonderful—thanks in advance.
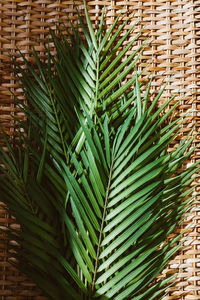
[91,157,114,292]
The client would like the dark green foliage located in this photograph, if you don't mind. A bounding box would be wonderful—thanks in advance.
[0,2,199,299]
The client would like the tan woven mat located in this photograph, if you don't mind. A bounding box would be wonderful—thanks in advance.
[0,0,200,299]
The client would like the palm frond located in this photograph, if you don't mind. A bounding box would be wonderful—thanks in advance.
[0,3,199,300]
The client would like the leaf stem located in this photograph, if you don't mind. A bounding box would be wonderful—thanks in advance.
[93,57,100,124]
[49,92,68,163]
[91,158,114,293]
[95,59,99,109]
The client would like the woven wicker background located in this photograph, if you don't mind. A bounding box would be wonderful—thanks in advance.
[0,0,200,299]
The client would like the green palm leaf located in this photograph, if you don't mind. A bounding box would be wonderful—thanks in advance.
[0,3,199,300]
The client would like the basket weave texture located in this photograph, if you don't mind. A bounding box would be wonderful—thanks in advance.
[0,0,200,299]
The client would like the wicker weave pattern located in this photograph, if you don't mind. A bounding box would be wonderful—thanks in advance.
[0,0,200,299]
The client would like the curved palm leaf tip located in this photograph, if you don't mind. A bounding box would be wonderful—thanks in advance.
[0,2,199,299]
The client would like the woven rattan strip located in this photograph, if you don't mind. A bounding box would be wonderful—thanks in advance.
[0,0,200,299]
